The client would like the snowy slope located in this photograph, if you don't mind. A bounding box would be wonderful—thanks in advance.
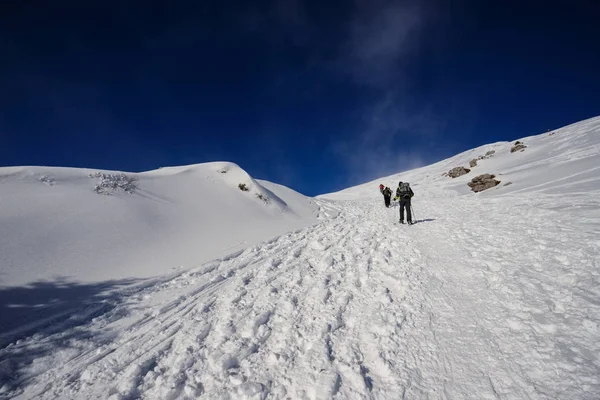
[1,117,599,399]
[321,116,600,201]
[0,162,319,287]
[0,162,319,346]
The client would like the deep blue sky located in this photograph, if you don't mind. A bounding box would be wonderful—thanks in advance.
[1,0,599,195]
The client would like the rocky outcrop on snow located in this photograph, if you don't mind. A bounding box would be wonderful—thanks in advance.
[39,175,55,186]
[256,193,270,203]
[90,172,138,195]
[480,150,495,159]
[468,174,501,192]
[511,141,527,153]
[448,166,471,178]
[470,150,495,169]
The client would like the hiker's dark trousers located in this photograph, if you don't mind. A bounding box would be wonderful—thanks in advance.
[399,198,412,222]
[384,195,391,207]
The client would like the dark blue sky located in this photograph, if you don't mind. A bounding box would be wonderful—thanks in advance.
[1,0,599,195]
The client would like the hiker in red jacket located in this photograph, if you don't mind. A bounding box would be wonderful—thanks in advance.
[379,184,392,208]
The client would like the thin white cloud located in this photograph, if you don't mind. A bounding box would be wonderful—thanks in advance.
[339,0,423,88]
[332,139,426,187]
[332,95,437,185]
[330,1,446,184]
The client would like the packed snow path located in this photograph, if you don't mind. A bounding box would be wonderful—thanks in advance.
[2,193,599,399]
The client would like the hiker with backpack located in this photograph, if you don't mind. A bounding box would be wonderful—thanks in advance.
[379,184,393,207]
[394,181,414,224]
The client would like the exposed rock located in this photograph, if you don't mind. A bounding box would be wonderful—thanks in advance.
[90,172,138,195]
[511,141,527,153]
[39,175,55,186]
[469,159,478,168]
[503,182,513,186]
[468,174,501,192]
[448,166,471,178]
[256,193,270,203]
[477,150,496,161]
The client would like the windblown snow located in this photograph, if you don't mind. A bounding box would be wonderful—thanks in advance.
[1,117,599,399]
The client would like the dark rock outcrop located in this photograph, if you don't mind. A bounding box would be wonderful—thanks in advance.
[510,141,527,153]
[469,159,478,168]
[448,166,471,178]
[477,150,496,161]
[468,174,501,192]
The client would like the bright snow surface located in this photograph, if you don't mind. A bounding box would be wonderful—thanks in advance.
[1,117,599,399]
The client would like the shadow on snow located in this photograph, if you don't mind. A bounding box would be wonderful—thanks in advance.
[0,277,141,391]
[413,218,436,224]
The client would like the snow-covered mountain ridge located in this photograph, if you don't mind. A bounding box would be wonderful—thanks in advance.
[0,161,320,288]
[1,116,599,399]
[322,115,600,201]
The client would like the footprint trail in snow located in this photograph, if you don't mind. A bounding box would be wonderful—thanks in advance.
[2,194,599,400]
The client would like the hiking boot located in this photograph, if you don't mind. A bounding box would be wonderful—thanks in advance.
[399,220,405,224]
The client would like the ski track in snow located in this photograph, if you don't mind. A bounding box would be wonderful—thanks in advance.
[2,193,600,400]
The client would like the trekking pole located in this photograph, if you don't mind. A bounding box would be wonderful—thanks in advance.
[411,204,417,222]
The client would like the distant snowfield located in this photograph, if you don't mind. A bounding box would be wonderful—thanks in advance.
[1,117,599,399]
